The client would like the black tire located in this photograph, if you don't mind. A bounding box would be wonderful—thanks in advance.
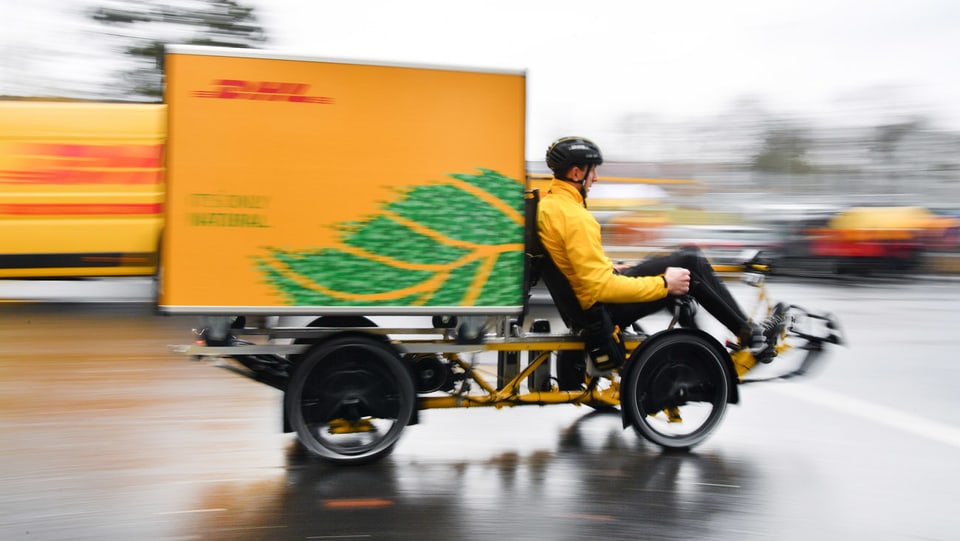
[285,335,415,465]
[622,332,729,450]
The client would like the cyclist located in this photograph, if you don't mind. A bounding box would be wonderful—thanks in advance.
[536,136,786,361]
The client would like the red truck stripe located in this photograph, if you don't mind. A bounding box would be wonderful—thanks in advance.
[0,203,163,216]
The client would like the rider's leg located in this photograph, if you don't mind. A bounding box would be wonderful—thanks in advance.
[608,247,787,361]
[667,246,789,361]
[605,295,672,330]
[615,246,752,338]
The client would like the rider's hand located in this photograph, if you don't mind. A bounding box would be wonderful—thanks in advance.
[664,267,690,296]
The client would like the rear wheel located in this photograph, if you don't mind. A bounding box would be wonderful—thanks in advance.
[622,332,729,449]
[285,335,415,464]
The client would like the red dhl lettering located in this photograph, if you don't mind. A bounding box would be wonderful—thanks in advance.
[0,169,162,185]
[0,143,164,185]
[0,203,163,216]
[22,144,164,168]
[192,79,334,104]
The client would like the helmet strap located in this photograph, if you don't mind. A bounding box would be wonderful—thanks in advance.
[558,164,587,185]
[556,165,593,206]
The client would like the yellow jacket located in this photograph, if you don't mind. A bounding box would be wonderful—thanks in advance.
[537,180,668,310]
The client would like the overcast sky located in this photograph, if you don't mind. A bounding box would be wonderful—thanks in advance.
[246,0,960,157]
[3,0,958,159]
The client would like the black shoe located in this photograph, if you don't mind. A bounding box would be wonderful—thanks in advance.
[751,302,788,363]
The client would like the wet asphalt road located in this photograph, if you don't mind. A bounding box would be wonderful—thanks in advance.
[1,278,959,540]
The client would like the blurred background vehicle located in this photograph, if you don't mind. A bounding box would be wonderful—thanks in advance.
[0,100,165,279]
[771,205,960,276]
[657,224,783,270]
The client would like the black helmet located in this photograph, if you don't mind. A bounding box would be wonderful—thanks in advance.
[545,136,603,178]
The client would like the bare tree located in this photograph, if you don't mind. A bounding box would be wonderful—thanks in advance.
[751,121,815,176]
[90,0,267,100]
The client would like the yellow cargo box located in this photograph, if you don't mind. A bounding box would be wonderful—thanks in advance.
[159,46,527,315]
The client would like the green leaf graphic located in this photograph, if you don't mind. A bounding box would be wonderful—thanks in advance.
[255,169,525,308]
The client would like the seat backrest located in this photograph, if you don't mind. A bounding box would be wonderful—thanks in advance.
[524,189,594,331]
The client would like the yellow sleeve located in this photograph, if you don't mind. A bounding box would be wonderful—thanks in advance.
[565,222,667,303]
[597,272,669,304]
[540,197,668,307]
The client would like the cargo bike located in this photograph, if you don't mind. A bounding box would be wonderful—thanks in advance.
[161,45,843,465]
[172,191,843,465]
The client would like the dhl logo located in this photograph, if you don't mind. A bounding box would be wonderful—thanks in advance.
[0,143,164,185]
[192,79,335,104]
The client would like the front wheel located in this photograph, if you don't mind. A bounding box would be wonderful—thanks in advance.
[285,335,415,464]
[622,332,729,450]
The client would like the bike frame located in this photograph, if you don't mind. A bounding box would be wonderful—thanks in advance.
[174,262,842,463]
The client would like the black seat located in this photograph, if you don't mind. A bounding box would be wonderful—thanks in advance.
[524,190,591,331]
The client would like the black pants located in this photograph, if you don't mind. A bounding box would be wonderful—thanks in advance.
[605,246,749,336]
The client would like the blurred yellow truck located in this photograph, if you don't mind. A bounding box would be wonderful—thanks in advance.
[0,101,166,278]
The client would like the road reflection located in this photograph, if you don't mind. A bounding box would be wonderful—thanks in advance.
[0,302,765,540]
[185,410,759,540]
[5,289,960,540]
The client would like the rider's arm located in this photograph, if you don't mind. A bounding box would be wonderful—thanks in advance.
[539,201,667,308]
[569,228,668,304]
